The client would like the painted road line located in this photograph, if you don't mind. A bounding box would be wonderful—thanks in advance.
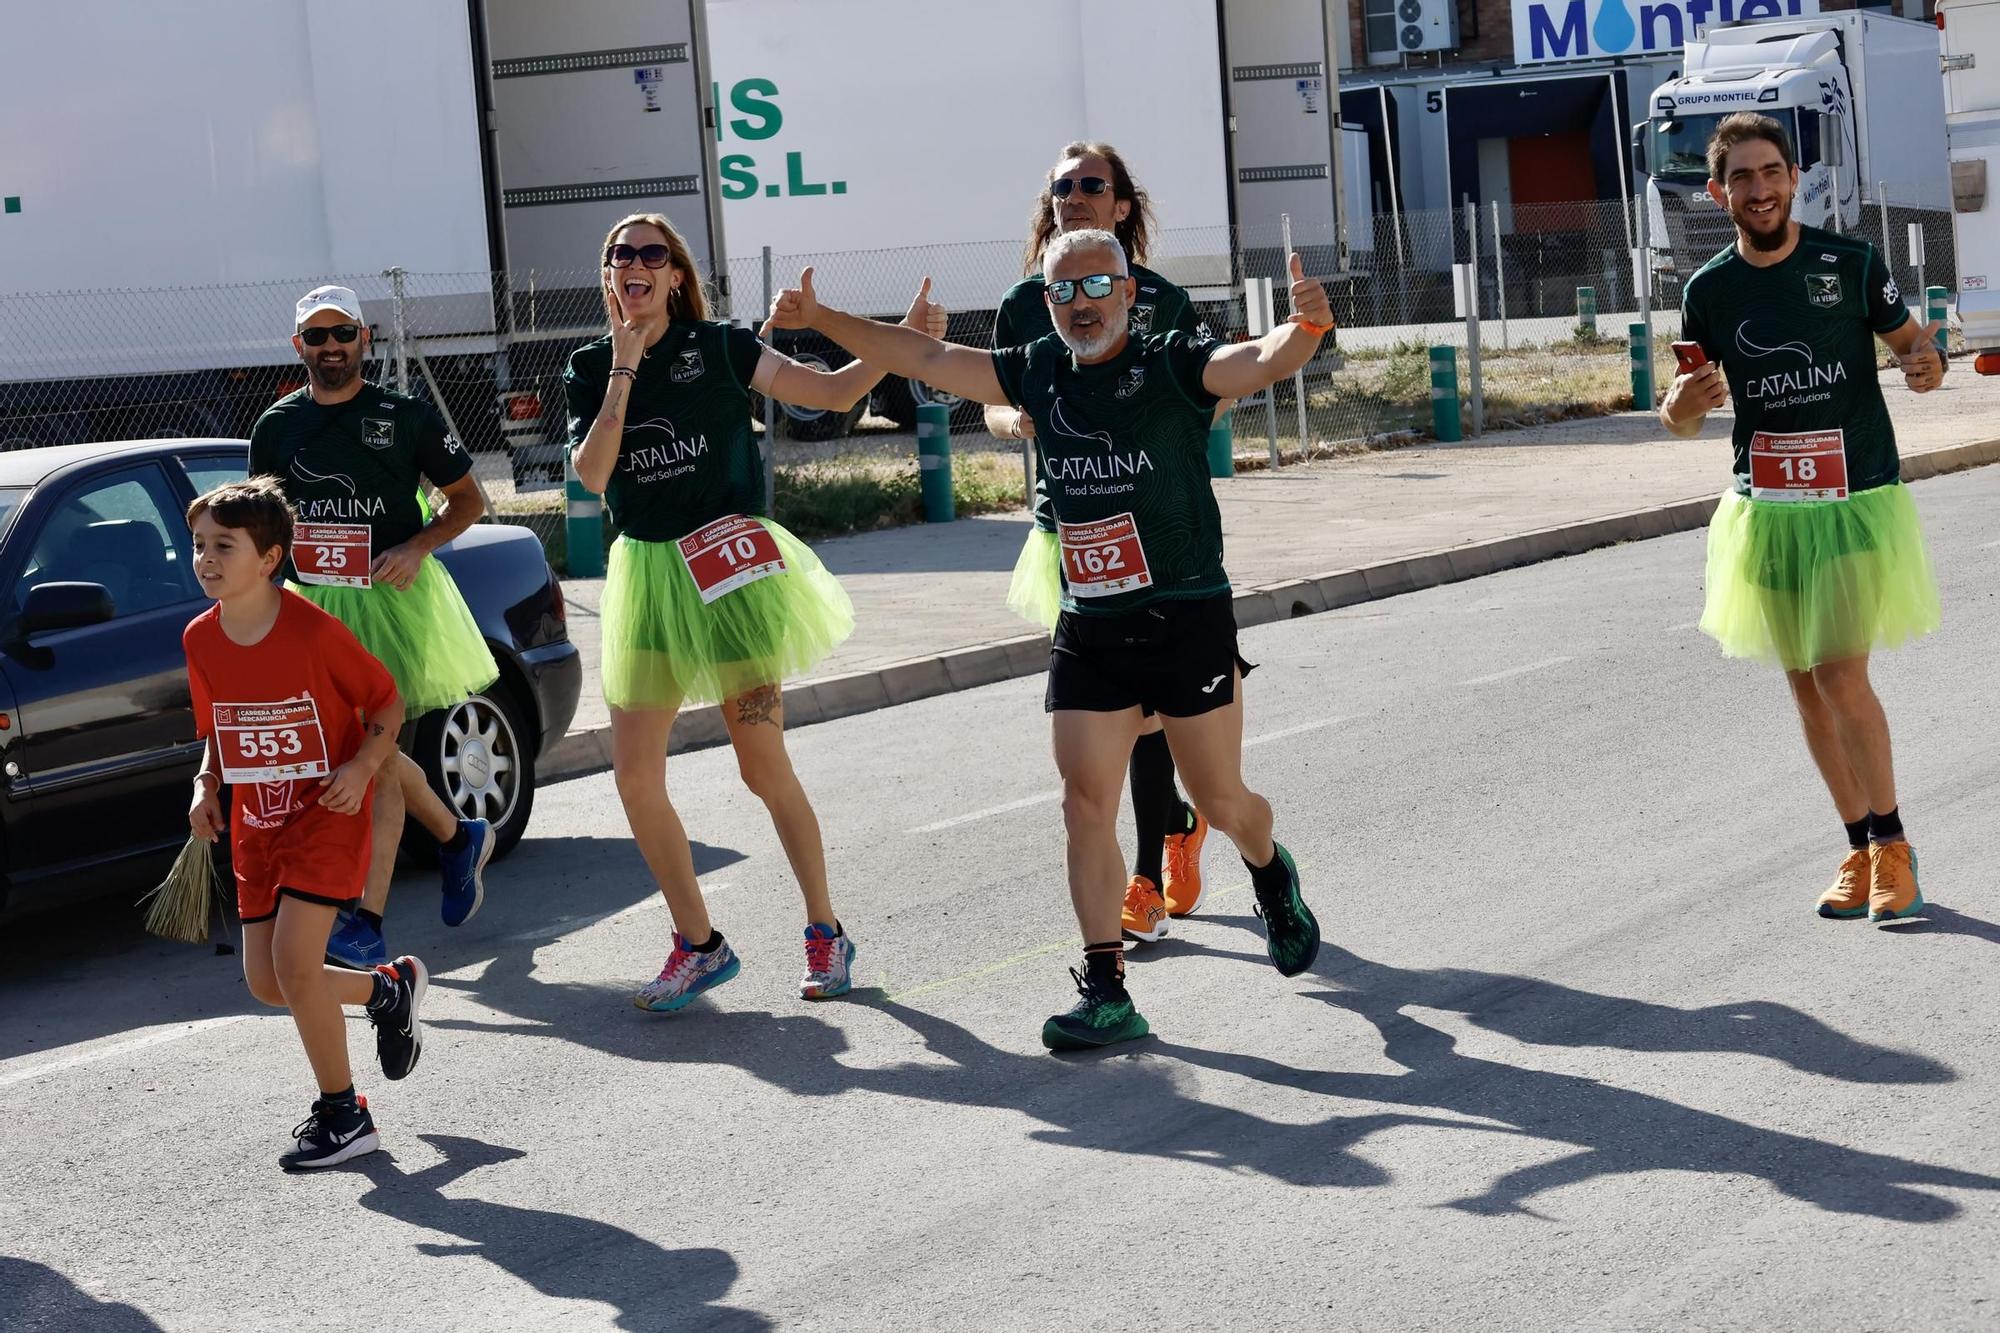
[1245,716,1353,749]
[1458,656,1572,688]
[0,1015,258,1090]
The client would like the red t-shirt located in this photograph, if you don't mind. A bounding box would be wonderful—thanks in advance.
[185,590,398,897]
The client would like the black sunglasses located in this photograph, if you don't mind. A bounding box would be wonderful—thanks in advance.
[1045,273,1124,305]
[298,324,361,347]
[605,242,673,269]
[1049,176,1112,200]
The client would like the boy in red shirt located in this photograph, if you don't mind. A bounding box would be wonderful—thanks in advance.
[184,478,431,1171]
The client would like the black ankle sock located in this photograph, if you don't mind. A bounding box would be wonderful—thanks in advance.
[688,930,724,954]
[366,971,395,1013]
[1082,942,1126,991]
[1128,731,1179,884]
[321,1085,358,1109]
[1869,808,1904,843]
[443,825,470,854]
[1844,816,1871,851]
[358,909,384,935]
[1245,849,1292,897]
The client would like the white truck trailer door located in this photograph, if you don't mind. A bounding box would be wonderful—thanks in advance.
[480,0,725,291]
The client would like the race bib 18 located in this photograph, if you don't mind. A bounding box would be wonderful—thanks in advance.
[213,697,332,785]
[1058,513,1152,599]
[677,515,788,604]
[294,522,373,588]
[1749,429,1849,503]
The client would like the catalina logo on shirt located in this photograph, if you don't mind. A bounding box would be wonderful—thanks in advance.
[1044,398,1154,483]
[670,349,704,383]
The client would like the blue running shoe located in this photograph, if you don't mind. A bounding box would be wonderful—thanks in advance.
[800,922,856,1000]
[634,932,741,1012]
[325,912,389,971]
[439,818,492,928]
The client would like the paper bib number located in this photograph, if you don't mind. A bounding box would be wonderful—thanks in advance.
[677,515,788,604]
[1058,513,1152,599]
[214,697,332,785]
[1749,430,1848,503]
[294,522,373,588]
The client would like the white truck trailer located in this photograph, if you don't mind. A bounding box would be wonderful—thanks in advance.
[1642,10,1949,295]
[1941,0,2000,369]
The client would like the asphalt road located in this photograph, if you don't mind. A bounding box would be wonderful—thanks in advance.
[5,466,1999,1332]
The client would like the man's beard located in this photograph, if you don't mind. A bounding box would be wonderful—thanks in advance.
[1056,306,1129,361]
[1731,199,1792,253]
[307,355,360,391]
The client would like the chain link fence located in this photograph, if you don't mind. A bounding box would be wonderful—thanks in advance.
[0,195,1962,572]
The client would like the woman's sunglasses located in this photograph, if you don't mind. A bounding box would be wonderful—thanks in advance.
[1045,273,1123,305]
[298,324,361,347]
[1049,176,1111,200]
[605,242,674,269]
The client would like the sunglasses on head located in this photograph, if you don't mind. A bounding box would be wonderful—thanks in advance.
[605,242,673,269]
[1045,273,1123,305]
[1050,176,1111,200]
[298,324,361,347]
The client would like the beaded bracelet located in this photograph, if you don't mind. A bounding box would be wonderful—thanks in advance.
[609,366,637,379]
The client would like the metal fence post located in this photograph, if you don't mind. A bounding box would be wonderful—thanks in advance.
[1493,200,1509,352]
[1928,286,1950,352]
[761,245,776,514]
[1577,286,1598,339]
[1635,184,1654,381]
[1280,213,1309,456]
[1463,200,1483,438]
[384,266,409,395]
[917,403,954,521]
[1878,182,1889,260]
[1429,346,1462,443]
[1629,321,1653,410]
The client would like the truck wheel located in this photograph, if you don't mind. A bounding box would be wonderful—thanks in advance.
[909,377,985,431]
[407,678,536,862]
[778,352,863,441]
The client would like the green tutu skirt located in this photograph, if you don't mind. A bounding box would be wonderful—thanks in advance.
[290,557,498,715]
[1700,482,1940,672]
[603,520,854,710]
[1006,527,1062,631]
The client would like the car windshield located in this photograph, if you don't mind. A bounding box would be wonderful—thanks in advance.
[1652,109,1797,184]
[0,487,26,543]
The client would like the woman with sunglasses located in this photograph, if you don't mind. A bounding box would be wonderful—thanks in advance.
[986,142,1218,944]
[565,213,942,1012]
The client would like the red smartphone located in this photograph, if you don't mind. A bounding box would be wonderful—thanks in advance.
[1672,341,1709,375]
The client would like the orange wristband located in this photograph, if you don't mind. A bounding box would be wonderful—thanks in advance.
[1293,316,1335,335]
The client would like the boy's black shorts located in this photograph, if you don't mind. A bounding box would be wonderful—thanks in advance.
[1045,594,1253,718]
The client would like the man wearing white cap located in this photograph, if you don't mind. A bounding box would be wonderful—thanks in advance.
[250,285,499,969]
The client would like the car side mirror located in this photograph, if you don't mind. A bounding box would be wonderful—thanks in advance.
[18,581,115,636]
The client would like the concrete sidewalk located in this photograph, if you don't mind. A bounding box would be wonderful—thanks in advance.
[544,373,2000,780]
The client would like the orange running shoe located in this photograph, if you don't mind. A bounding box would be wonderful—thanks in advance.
[1815,848,1871,920]
[1121,875,1169,942]
[1162,811,1210,917]
[1868,841,1925,923]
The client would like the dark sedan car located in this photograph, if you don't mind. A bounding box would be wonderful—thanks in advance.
[0,438,580,917]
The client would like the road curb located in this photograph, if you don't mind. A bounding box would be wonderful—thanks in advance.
[539,435,2000,783]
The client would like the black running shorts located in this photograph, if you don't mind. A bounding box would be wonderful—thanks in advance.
[1045,593,1253,718]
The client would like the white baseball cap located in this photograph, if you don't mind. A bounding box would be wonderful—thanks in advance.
[295,284,364,327]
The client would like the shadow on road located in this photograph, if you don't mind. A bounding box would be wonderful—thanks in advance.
[1875,902,2000,946]
[0,1256,163,1331]
[426,921,1992,1220]
[356,1136,768,1332]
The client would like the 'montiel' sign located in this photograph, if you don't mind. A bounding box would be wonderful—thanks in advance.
[1512,0,1818,64]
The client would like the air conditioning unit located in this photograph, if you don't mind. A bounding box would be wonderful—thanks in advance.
[1398,0,1459,53]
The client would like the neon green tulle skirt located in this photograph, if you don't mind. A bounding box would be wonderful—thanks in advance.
[1700,482,1940,672]
[290,558,497,715]
[1006,527,1063,632]
[603,520,854,710]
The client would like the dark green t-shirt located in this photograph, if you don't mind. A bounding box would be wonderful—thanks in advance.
[992,330,1226,615]
[1681,226,1911,495]
[249,382,471,549]
[994,262,1206,532]
[562,320,766,542]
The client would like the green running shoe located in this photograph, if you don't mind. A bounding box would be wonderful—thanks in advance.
[1041,968,1151,1051]
[1253,843,1320,977]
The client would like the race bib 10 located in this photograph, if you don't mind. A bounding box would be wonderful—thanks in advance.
[1058,512,1152,599]
[213,697,332,785]
[677,515,788,604]
[1749,430,1849,503]
[294,522,373,588]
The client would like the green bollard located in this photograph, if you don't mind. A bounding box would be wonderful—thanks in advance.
[1576,286,1598,339]
[563,456,604,578]
[917,403,954,522]
[1207,408,1235,478]
[1429,346,1462,443]
[1629,321,1653,410]
[1927,286,1949,353]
